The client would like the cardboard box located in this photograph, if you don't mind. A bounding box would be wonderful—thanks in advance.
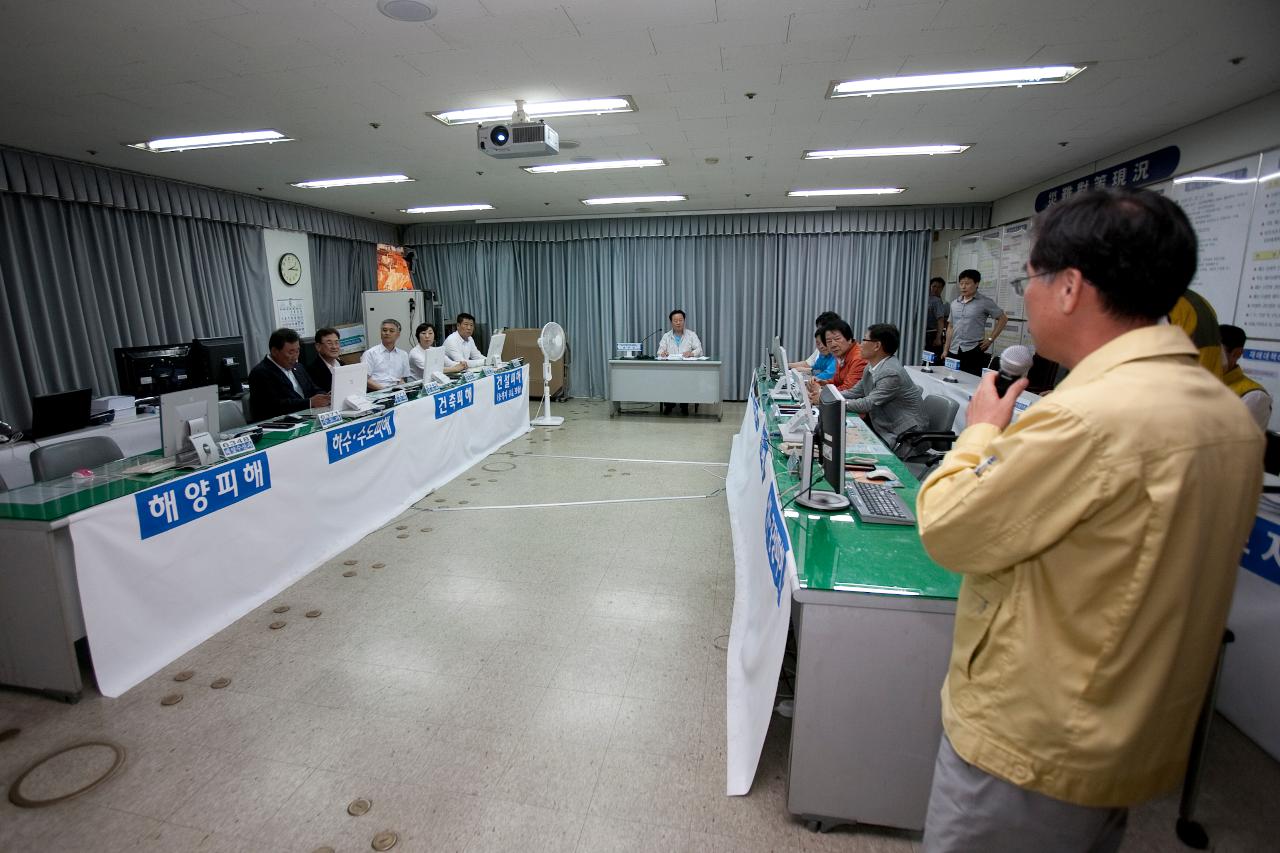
[504,328,565,399]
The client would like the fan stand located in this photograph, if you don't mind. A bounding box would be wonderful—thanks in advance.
[530,359,564,427]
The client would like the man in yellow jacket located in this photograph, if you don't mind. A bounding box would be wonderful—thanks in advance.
[916,188,1263,852]
[1220,323,1272,431]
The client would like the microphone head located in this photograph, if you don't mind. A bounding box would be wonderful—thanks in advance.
[1000,344,1034,378]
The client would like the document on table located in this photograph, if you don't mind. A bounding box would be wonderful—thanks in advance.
[662,355,709,360]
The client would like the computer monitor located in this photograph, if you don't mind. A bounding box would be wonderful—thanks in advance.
[160,384,220,460]
[189,336,247,399]
[424,347,447,379]
[29,388,93,439]
[114,344,192,398]
[486,331,506,366]
[770,335,783,377]
[330,363,371,412]
[795,384,851,511]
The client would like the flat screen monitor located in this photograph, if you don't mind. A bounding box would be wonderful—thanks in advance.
[424,347,447,378]
[486,332,506,365]
[330,363,369,412]
[189,336,247,399]
[770,335,783,376]
[114,344,191,398]
[795,384,852,511]
[29,388,93,439]
[160,384,220,459]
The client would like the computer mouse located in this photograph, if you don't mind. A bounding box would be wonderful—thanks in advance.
[70,468,95,480]
[866,470,892,482]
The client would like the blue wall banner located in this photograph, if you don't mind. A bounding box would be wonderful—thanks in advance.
[493,368,524,404]
[1034,146,1180,211]
[435,383,475,418]
[1241,515,1280,585]
[135,452,271,539]
[326,411,396,463]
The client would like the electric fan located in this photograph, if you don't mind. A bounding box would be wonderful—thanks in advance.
[531,321,566,427]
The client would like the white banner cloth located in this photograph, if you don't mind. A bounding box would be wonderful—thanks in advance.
[725,385,797,795]
[69,368,529,697]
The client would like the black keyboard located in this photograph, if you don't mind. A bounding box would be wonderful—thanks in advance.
[846,480,917,526]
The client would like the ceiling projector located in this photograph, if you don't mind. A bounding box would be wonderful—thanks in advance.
[477,119,559,158]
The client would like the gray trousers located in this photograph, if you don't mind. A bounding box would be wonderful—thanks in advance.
[922,734,1128,853]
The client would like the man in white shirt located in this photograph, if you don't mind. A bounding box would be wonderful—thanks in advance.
[657,309,703,359]
[1221,324,1272,431]
[443,312,485,368]
[361,319,411,391]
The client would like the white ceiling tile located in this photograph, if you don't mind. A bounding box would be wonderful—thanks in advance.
[649,15,791,53]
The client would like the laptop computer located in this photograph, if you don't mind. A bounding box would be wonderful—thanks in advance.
[30,388,93,439]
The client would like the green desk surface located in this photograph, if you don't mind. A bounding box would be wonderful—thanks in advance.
[758,373,960,601]
[0,370,500,524]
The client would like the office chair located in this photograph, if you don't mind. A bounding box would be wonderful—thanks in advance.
[30,436,124,482]
[219,398,247,430]
[893,395,960,480]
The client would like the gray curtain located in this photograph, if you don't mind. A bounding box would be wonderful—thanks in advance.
[309,235,377,330]
[1,145,399,244]
[407,230,930,400]
[0,192,270,429]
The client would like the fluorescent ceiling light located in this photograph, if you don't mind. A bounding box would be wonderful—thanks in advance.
[787,188,905,197]
[1173,174,1259,185]
[581,194,686,206]
[291,174,413,189]
[129,129,292,152]
[803,145,970,159]
[401,203,494,214]
[829,66,1084,98]
[523,158,666,174]
[430,97,635,125]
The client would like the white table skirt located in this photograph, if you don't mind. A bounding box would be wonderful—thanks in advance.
[64,369,529,697]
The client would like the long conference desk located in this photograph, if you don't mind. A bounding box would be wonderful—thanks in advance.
[607,357,723,419]
[0,366,530,700]
[726,371,959,832]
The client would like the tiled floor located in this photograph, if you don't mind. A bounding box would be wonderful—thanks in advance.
[1,399,1277,851]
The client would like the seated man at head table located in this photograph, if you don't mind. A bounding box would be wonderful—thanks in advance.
[811,319,867,392]
[658,308,705,415]
[361,319,412,391]
[443,313,486,369]
[789,311,841,372]
[657,308,703,361]
[810,323,926,453]
[248,327,331,422]
[306,326,342,393]
[408,322,467,380]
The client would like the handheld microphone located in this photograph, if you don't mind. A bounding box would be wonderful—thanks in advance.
[995,345,1033,397]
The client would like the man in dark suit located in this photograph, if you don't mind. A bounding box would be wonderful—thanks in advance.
[306,326,342,393]
[248,328,330,422]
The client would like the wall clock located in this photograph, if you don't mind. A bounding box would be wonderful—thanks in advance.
[278,252,303,286]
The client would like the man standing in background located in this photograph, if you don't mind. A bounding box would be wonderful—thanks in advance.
[944,269,1007,376]
[926,277,949,360]
[1221,323,1272,431]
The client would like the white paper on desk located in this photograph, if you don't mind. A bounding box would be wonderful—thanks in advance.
[846,442,883,455]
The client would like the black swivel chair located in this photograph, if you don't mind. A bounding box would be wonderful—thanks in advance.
[30,436,125,482]
[893,395,961,479]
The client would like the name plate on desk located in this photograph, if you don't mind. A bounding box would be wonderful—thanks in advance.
[218,434,256,459]
[944,357,961,371]
[326,411,396,463]
[434,383,474,419]
[494,368,524,404]
[316,410,343,429]
[135,452,271,539]
[392,389,409,406]
[921,350,936,365]
[616,342,641,352]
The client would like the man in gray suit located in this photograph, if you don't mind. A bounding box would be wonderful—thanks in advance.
[811,323,928,453]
